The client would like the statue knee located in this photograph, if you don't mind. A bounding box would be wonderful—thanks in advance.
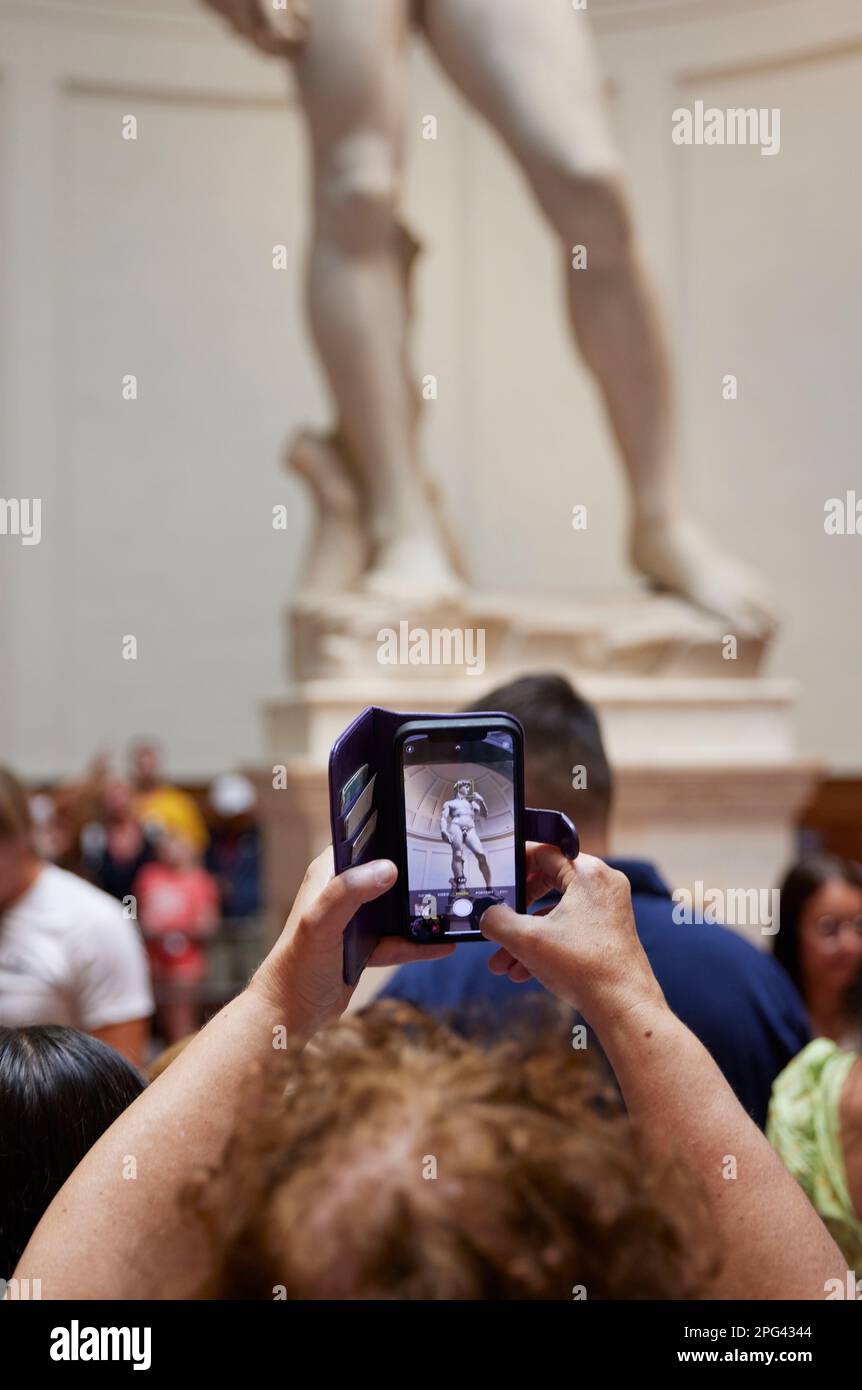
[318,134,399,253]
[536,159,632,272]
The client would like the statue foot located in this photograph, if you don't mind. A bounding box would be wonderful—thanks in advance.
[630,515,778,639]
[362,529,465,604]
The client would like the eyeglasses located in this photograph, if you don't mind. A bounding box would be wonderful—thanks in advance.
[807,915,862,944]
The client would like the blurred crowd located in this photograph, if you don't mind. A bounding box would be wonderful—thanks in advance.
[2,677,861,1298]
[6,740,263,1052]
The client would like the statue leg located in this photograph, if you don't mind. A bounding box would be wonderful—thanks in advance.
[293,0,461,601]
[465,828,492,888]
[420,0,776,635]
[448,824,465,883]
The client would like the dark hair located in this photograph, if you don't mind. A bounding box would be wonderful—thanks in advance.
[0,1027,145,1277]
[773,855,862,995]
[464,673,613,831]
[0,767,32,842]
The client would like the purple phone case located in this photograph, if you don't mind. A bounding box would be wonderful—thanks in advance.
[328,706,579,985]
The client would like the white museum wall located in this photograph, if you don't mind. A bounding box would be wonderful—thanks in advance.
[0,0,860,778]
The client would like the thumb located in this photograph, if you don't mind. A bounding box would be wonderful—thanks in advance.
[301,859,397,946]
[479,902,537,958]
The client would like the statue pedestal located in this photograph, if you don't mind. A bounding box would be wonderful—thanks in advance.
[254,592,818,966]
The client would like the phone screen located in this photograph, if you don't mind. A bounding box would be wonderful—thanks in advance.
[399,727,520,939]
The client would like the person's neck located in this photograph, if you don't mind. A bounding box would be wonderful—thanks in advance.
[807,989,853,1045]
[0,858,42,914]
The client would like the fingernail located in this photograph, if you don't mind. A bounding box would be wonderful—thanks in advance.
[369,860,396,887]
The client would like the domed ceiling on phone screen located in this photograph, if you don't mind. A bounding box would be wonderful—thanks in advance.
[403,763,513,840]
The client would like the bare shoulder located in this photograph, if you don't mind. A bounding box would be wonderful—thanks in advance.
[839,1056,862,1220]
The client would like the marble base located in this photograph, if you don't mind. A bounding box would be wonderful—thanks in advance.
[288,588,769,684]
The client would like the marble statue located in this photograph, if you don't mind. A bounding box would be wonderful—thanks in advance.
[203,0,776,640]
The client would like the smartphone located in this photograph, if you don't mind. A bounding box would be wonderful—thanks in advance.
[393,716,526,942]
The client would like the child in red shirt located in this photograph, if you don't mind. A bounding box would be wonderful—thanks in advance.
[133,831,219,1043]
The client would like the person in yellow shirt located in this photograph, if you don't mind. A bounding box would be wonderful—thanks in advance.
[130,741,209,856]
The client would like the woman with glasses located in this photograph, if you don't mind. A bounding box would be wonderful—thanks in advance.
[768,855,862,1264]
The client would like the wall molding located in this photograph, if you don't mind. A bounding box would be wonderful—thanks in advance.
[0,0,216,41]
[677,33,862,85]
[66,78,294,110]
[593,0,797,34]
[0,0,801,41]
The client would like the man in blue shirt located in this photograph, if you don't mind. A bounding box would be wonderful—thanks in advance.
[381,674,810,1129]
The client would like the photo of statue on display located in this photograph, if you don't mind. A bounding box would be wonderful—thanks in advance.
[401,741,515,936]
[440,778,491,892]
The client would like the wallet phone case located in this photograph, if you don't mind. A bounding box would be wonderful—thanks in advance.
[328,705,580,985]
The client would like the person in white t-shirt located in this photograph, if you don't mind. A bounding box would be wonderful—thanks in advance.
[0,768,153,1067]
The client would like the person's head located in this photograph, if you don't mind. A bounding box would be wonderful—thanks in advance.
[130,741,162,791]
[101,776,136,824]
[0,768,38,910]
[464,674,613,851]
[0,1026,145,1276]
[189,1004,713,1300]
[774,856,862,1015]
[208,773,257,835]
[155,830,197,870]
[454,779,472,798]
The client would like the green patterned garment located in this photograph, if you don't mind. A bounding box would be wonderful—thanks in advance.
[767,1038,862,1266]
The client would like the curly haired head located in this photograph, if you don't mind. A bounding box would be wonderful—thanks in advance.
[188,1001,717,1300]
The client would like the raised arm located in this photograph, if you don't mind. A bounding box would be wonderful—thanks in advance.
[12,852,453,1300]
[480,848,849,1301]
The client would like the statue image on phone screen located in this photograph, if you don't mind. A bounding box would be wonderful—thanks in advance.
[401,727,519,940]
[440,779,492,893]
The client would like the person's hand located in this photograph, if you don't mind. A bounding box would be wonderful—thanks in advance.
[522,840,571,911]
[250,848,454,1040]
[480,846,664,1029]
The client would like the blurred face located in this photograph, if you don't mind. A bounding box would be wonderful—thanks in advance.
[798,878,862,1004]
[156,832,195,870]
[0,835,36,908]
[102,778,134,820]
[133,744,160,788]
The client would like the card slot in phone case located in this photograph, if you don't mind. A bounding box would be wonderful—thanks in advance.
[333,838,355,874]
[333,810,379,868]
[333,818,372,860]
[339,762,370,818]
[335,774,377,842]
[348,827,378,866]
[349,809,378,864]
